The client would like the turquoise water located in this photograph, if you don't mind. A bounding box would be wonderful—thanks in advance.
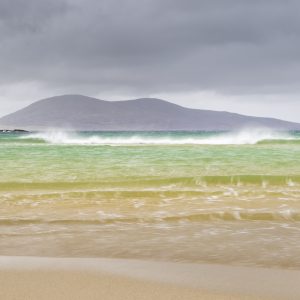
[0,130,300,268]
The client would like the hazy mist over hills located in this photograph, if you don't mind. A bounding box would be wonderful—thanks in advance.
[0,95,300,131]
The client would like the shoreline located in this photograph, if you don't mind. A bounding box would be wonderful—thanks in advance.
[0,257,300,300]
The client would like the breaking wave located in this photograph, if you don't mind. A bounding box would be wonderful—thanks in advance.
[20,128,299,145]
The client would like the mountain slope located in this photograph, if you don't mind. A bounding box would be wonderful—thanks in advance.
[0,94,299,130]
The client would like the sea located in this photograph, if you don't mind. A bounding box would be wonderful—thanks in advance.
[0,129,300,269]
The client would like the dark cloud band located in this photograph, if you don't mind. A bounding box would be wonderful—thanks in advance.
[0,0,300,95]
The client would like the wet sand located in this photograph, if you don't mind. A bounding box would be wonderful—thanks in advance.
[0,257,299,300]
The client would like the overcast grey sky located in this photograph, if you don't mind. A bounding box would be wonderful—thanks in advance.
[1,0,300,121]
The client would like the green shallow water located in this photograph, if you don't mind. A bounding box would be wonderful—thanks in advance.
[1,130,300,268]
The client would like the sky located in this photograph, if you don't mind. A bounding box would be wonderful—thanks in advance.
[1,0,300,122]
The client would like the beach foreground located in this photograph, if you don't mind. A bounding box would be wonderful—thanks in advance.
[0,257,300,300]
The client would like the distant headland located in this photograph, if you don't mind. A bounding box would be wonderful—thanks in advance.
[0,94,299,131]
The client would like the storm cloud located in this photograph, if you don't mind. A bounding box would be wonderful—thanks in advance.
[1,0,300,120]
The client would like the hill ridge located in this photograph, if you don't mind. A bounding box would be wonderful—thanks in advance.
[0,94,299,131]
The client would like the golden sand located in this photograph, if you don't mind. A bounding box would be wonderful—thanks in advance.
[0,257,300,300]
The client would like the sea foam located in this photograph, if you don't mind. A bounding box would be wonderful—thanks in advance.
[21,128,295,145]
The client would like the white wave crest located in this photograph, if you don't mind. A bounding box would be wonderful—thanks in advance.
[20,128,296,145]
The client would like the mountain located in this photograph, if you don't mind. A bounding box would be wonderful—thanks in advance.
[0,94,299,131]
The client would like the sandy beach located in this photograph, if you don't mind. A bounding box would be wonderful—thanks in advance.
[0,257,300,300]
[1,133,300,300]
[2,0,300,297]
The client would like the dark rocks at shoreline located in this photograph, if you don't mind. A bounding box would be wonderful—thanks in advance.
[0,129,29,133]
